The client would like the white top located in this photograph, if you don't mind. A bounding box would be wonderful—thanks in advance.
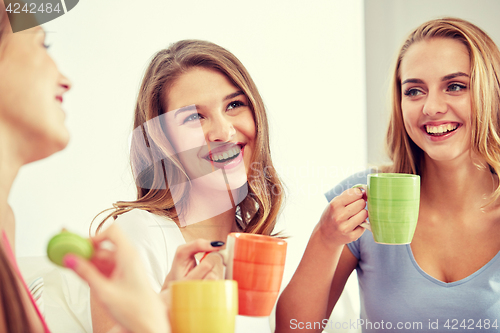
[115,209,272,333]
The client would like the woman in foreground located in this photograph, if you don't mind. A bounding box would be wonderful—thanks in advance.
[0,5,211,332]
[0,4,72,330]
[276,17,500,333]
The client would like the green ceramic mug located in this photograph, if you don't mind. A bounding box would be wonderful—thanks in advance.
[354,173,420,244]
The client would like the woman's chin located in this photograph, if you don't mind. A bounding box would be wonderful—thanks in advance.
[195,177,248,195]
[224,175,248,191]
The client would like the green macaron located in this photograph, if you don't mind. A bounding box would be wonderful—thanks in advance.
[47,230,94,267]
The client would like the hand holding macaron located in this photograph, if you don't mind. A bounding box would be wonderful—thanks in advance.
[46,227,226,333]
[48,225,170,333]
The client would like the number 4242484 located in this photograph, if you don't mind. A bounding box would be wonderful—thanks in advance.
[6,2,62,14]
[444,319,498,330]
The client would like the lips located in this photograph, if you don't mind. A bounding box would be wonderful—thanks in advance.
[203,143,245,164]
[56,95,63,103]
[422,122,461,136]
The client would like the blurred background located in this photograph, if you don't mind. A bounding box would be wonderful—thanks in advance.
[10,0,500,332]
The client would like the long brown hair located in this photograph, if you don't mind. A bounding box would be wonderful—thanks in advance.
[386,18,500,199]
[95,40,284,235]
[0,4,34,331]
[0,245,33,333]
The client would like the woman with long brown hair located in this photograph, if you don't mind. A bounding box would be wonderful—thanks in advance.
[0,3,187,332]
[276,18,500,332]
[91,40,285,332]
[0,3,71,331]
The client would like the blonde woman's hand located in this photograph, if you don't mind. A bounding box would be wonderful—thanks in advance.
[317,187,368,249]
[64,224,170,333]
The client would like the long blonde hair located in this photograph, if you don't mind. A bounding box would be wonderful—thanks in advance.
[95,40,284,235]
[386,18,500,198]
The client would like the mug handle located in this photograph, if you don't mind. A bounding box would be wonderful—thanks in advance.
[352,184,371,232]
[200,249,228,264]
[200,247,233,279]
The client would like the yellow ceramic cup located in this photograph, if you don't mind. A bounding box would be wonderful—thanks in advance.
[170,280,238,333]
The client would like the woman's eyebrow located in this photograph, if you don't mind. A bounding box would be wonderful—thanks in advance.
[174,105,197,118]
[441,72,469,81]
[224,91,244,101]
[401,78,424,85]
[172,91,245,118]
[401,72,469,85]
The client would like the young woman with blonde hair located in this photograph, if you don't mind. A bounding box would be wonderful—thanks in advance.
[91,40,284,332]
[276,17,500,332]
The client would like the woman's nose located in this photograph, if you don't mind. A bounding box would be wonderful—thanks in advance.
[206,115,236,142]
[59,72,72,92]
[422,91,447,117]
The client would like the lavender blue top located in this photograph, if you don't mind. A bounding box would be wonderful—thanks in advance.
[325,170,500,332]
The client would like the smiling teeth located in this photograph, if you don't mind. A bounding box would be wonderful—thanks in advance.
[426,124,458,134]
[210,147,241,162]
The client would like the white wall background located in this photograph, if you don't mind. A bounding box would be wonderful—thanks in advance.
[365,0,500,165]
[10,1,366,330]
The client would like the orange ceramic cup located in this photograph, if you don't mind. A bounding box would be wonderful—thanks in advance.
[224,233,287,317]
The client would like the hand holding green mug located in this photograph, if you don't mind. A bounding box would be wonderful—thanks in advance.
[354,173,420,245]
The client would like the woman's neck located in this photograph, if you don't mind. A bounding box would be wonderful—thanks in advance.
[177,181,240,242]
[0,130,24,249]
[420,153,497,213]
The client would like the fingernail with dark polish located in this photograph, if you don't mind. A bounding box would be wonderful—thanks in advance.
[211,241,224,247]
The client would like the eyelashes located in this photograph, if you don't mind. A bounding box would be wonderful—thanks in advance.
[447,83,467,92]
[181,99,248,124]
[403,83,468,97]
[403,88,421,97]
[227,100,246,110]
[183,113,202,124]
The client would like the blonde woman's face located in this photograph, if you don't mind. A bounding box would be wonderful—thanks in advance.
[0,27,71,160]
[163,67,256,192]
[400,38,471,163]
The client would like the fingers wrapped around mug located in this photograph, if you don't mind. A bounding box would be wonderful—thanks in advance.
[162,239,225,289]
[318,187,368,247]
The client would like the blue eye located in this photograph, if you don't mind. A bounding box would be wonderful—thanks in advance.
[183,113,202,124]
[403,88,423,97]
[448,83,467,92]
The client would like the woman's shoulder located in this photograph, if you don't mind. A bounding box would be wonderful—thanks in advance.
[114,209,178,240]
[324,168,376,202]
[112,209,183,291]
[115,208,176,226]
